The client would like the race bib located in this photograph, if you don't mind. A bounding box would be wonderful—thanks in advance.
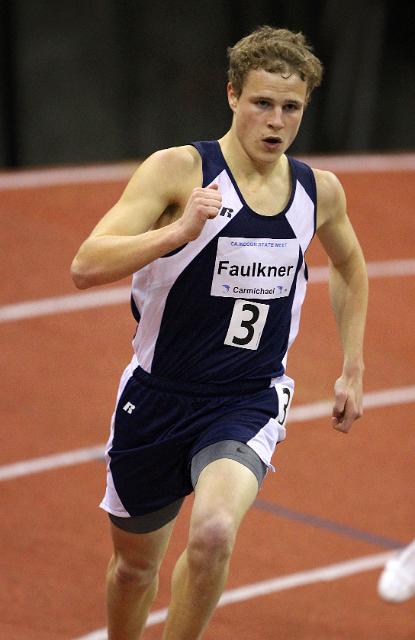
[211,237,299,300]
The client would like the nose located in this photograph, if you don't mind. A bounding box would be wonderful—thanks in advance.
[268,107,284,129]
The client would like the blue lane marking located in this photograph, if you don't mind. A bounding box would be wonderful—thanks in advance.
[254,499,405,549]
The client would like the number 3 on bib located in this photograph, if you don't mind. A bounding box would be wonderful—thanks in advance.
[224,299,269,350]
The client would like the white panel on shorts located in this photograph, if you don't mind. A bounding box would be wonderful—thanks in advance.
[99,357,138,518]
[247,375,295,470]
[100,470,130,517]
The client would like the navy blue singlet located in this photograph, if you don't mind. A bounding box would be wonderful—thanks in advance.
[130,140,316,394]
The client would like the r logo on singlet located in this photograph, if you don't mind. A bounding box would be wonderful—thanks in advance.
[219,207,234,218]
[123,402,135,414]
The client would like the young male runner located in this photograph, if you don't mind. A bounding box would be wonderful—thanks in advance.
[71,25,368,639]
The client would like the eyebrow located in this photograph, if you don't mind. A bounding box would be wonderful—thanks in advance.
[252,95,303,106]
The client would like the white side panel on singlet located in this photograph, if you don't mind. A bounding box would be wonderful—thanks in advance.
[131,169,243,372]
[285,181,315,254]
[282,180,315,367]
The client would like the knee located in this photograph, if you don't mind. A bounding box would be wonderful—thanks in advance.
[109,553,159,591]
[188,513,235,568]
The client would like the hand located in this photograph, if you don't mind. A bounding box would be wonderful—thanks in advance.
[331,374,363,434]
[178,183,222,242]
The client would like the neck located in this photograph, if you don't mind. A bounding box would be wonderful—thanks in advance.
[218,130,286,183]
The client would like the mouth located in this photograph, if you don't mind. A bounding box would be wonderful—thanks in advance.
[262,136,282,149]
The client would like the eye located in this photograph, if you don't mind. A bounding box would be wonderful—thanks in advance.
[256,99,271,109]
[284,102,301,112]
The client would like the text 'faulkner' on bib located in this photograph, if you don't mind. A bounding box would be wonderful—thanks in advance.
[211,237,299,300]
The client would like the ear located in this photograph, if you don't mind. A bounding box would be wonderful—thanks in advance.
[227,82,238,112]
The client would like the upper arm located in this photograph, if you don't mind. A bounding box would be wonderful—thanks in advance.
[89,145,202,238]
[315,169,363,267]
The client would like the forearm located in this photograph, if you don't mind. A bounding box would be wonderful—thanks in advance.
[329,247,368,375]
[71,221,185,289]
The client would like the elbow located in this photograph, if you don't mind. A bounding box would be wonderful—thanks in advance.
[70,256,97,290]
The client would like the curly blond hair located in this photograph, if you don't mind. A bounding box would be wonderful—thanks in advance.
[227,25,323,103]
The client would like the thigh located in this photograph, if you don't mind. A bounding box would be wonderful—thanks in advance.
[190,456,259,533]
[109,497,185,534]
[109,514,176,571]
[191,440,267,490]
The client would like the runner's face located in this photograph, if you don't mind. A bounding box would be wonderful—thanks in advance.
[228,69,307,164]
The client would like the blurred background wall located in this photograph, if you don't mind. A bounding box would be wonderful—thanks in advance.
[0,0,413,168]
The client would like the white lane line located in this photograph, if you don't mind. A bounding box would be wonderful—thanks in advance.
[0,445,105,481]
[290,384,415,421]
[1,258,415,323]
[0,163,138,189]
[1,385,415,483]
[300,154,415,173]
[0,286,131,322]
[309,258,415,283]
[73,550,394,640]
[0,153,414,191]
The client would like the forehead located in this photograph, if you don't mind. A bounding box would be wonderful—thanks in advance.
[241,68,307,100]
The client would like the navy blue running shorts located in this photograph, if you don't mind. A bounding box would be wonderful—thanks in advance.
[100,362,293,530]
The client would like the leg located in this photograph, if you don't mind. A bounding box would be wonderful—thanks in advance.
[162,453,262,639]
[378,538,415,603]
[106,513,177,640]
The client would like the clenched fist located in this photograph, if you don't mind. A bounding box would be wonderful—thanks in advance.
[178,183,222,242]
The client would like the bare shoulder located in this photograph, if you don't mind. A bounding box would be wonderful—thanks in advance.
[145,144,201,175]
[88,145,202,237]
[125,144,202,199]
[313,168,347,229]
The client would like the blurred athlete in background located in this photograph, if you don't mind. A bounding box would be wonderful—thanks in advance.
[378,538,415,603]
